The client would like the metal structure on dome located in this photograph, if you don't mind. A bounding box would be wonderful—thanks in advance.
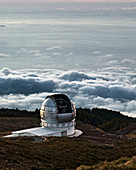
[4,94,82,138]
[40,94,76,136]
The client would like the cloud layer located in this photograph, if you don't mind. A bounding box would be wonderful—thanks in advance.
[0,53,10,58]
[0,68,136,117]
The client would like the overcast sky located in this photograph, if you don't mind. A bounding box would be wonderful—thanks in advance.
[0,0,136,117]
[0,0,136,2]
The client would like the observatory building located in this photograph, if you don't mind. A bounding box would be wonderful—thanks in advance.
[5,94,82,137]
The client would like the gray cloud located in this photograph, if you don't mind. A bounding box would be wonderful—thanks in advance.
[109,85,136,100]
[1,68,12,75]
[0,25,6,27]
[0,78,55,95]
[0,68,136,117]
[126,100,136,113]
[121,59,136,64]
[107,60,120,65]
[103,54,114,58]
[58,71,92,81]
[132,78,136,84]
[92,51,101,54]
[17,48,60,59]
[121,7,136,10]
[0,53,10,58]
[0,68,56,95]
[46,46,63,51]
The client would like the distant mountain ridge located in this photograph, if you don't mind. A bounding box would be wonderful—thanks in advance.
[76,108,136,134]
[0,108,39,118]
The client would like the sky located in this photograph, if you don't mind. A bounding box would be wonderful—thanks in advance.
[0,0,136,2]
[0,1,136,117]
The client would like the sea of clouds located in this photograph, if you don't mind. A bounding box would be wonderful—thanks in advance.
[0,2,136,118]
[0,67,136,117]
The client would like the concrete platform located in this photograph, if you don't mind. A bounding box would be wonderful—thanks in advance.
[3,127,82,138]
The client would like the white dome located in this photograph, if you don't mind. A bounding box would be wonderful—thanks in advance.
[4,94,82,138]
[40,94,76,127]
[41,97,57,113]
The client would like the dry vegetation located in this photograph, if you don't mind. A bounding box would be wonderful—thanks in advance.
[0,134,136,169]
[0,108,136,169]
[77,156,136,169]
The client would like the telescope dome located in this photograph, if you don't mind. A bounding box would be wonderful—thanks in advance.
[41,97,57,114]
[4,93,82,138]
[40,94,76,132]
